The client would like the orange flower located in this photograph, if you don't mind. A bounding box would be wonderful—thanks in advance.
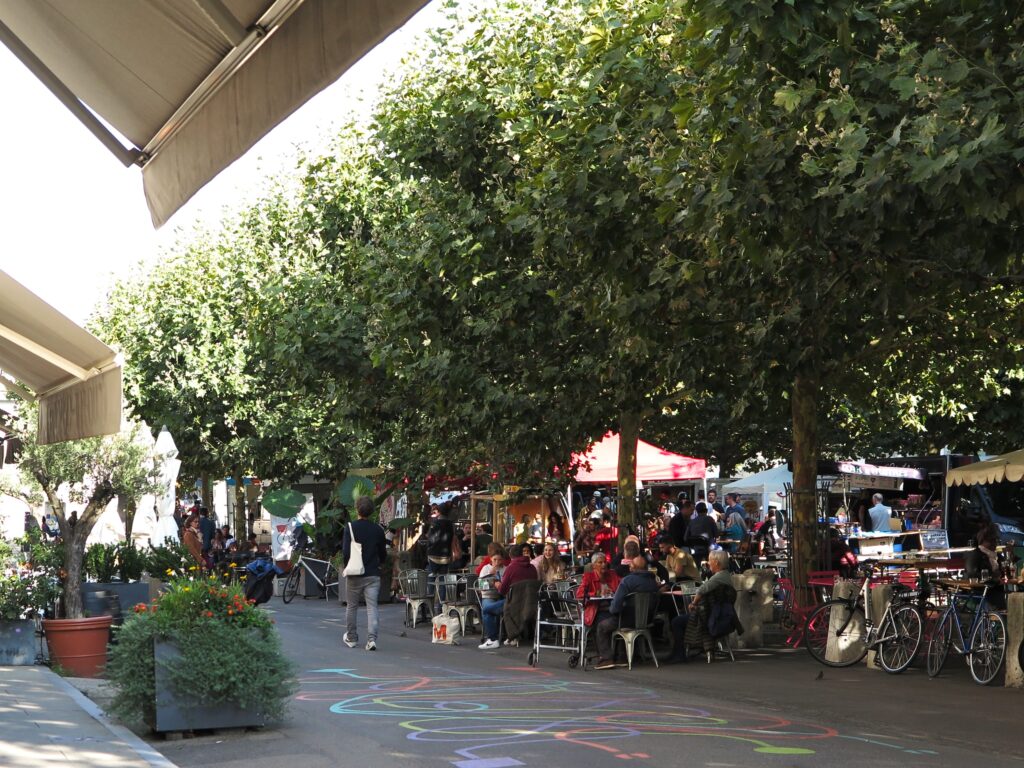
[227,609,234,615]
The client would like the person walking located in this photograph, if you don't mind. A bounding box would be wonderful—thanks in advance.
[342,496,388,651]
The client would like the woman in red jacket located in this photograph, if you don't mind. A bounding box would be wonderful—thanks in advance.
[576,552,621,628]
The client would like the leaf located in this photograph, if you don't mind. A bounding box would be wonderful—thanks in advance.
[773,87,803,113]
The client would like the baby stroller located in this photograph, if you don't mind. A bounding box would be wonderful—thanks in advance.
[244,556,284,606]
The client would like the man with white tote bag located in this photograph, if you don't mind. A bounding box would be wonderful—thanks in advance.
[342,496,388,651]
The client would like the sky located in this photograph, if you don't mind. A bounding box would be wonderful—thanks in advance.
[0,2,446,325]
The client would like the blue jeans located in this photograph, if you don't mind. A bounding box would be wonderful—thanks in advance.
[426,560,450,611]
[481,598,505,641]
[345,575,381,643]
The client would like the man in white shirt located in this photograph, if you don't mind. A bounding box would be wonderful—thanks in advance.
[868,493,892,532]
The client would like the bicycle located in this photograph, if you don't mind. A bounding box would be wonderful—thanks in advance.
[803,561,924,673]
[282,550,339,604]
[926,577,1006,685]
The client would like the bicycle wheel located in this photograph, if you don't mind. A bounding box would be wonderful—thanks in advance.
[282,566,301,604]
[926,610,953,678]
[877,604,923,674]
[805,600,869,667]
[968,611,1006,685]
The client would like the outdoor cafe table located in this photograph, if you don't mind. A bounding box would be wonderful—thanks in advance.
[664,583,699,615]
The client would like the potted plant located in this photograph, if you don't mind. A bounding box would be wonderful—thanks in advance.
[5,407,159,677]
[0,566,58,665]
[107,575,296,732]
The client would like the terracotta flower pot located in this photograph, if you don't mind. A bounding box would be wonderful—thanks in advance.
[42,615,113,678]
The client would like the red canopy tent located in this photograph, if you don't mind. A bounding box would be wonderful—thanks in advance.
[571,432,706,483]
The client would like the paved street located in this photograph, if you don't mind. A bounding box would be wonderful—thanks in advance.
[148,595,1024,768]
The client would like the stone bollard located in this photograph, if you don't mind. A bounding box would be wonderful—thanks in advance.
[824,580,866,665]
[1006,593,1024,688]
[731,570,775,649]
[865,583,893,670]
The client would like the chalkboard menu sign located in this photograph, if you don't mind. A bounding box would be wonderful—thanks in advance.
[920,529,950,550]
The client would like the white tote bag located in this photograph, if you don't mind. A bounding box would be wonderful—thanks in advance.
[342,522,365,577]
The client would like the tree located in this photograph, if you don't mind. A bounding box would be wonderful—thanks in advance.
[347,0,727,538]
[646,0,1024,597]
[10,408,158,618]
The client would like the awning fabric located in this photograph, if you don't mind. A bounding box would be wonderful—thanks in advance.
[0,271,121,444]
[0,0,429,227]
[946,450,1024,487]
[571,432,706,484]
[721,465,792,498]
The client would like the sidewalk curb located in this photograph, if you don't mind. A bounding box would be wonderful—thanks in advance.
[46,670,180,768]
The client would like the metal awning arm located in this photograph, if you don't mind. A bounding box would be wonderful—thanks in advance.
[0,18,145,168]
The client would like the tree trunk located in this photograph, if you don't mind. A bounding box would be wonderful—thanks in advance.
[123,498,137,542]
[616,411,641,551]
[61,498,110,619]
[791,366,820,607]
[232,472,247,539]
[200,471,213,513]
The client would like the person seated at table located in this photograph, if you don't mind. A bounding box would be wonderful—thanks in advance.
[476,549,506,648]
[667,550,735,663]
[478,546,536,650]
[658,537,700,583]
[576,551,620,628]
[475,542,500,576]
[477,544,507,578]
[593,556,661,670]
[614,538,643,578]
[532,542,566,584]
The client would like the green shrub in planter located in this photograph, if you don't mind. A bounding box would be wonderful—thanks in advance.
[85,543,120,583]
[116,543,148,583]
[144,540,191,580]
[107,575,296,727]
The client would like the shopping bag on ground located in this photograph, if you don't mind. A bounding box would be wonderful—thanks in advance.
[431,614,461,644]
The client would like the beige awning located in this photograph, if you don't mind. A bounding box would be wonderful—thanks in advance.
[946,450,1024,487]
[0,271,122,444]
[0,0,429,227]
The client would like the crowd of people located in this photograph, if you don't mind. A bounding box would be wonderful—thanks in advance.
[175,500,259,570]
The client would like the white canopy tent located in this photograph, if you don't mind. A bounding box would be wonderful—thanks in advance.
[0,270,122,444]
[0,0,430,227]
[721,465,792,520]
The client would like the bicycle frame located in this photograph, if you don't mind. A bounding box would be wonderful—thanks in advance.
[836,568,913,649]
[937,585,991,656]
[295,554,339,593]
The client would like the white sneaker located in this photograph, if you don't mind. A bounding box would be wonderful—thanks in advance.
[503,638,518,647]
[343,634,357,648]
[365,640,377,651]
[478,639,499,650]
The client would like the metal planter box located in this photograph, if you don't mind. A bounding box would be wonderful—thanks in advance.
[0,619,38,665]
[151,640,268,732]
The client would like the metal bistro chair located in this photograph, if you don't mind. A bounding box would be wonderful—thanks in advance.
[439,572,479,636]
[611,592,660,671]
[399,569,433,629]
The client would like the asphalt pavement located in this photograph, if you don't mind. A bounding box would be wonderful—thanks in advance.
[137,595,1024,768]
